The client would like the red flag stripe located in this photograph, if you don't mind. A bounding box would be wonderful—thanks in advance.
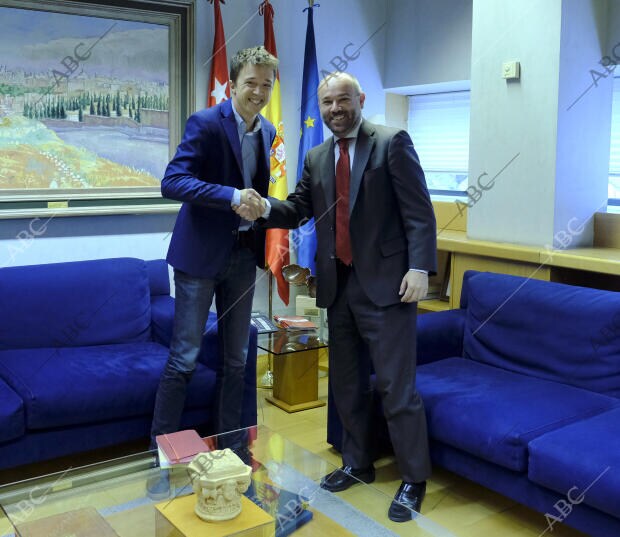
[207,0,230,108]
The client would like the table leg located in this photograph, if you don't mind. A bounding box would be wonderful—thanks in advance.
[265,349,326,413]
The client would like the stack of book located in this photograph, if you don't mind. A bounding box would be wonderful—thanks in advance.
[273,315,316,331]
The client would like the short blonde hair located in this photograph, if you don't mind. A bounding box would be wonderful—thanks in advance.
[230,46,279,82]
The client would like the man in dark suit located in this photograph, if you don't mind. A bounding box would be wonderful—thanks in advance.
[149,46,277,459]
[237,72,436,521]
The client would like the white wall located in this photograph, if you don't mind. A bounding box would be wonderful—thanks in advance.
[467,0,611,247]
[467,0,561,245]
[0,214,175,270]
[384,0,472,89]
[554,0,610,247]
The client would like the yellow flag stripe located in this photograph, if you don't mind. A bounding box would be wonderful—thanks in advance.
[262,79,288,201]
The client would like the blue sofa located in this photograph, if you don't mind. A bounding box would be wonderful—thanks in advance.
[0,257,257,470]
[327,270,620,537]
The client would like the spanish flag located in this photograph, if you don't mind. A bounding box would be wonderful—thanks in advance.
[260,0,290,305]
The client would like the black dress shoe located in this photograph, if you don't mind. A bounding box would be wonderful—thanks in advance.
[320,465,375,492]
[388,481,426,522]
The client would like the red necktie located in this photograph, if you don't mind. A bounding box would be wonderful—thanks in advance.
[335,138,353,265]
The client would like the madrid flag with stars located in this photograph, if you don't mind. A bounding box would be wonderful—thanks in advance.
[207,0,229,107]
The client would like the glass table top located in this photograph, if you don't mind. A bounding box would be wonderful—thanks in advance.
[0,425,457,537]
[256,330,327,356]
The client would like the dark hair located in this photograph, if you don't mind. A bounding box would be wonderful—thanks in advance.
[229,46,279,83]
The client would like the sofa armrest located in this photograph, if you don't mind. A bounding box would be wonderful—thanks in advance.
[146,259,171,296]
[417,308,465,365]
[151,295,175,346]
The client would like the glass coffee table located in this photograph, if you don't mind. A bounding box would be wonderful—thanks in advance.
[257,331,327,413]
[0,425,456,537]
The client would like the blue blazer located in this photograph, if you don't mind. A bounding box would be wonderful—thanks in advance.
[163,99,276,278]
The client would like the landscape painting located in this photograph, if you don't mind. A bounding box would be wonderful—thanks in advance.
[0,2,172,197]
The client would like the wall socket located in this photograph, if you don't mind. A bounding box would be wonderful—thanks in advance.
[502,61,521,80]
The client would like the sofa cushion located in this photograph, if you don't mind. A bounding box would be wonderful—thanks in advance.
[417,357,619,472]
[528,408,620,519]
[0,258,152,349]
[0,378,25,443]
[0,342,216,429]
[461,271,620,397]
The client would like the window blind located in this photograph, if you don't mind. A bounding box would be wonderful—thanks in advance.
[407,91,470,192]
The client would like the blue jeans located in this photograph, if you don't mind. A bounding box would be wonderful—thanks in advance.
[150,248,256,448]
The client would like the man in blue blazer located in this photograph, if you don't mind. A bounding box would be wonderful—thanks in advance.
[150,47,278,455]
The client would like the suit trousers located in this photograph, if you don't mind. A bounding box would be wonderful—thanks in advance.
[150,247,256,448]
[327,264,432,483]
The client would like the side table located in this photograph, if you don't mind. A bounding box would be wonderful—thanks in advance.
[257,330,327,413]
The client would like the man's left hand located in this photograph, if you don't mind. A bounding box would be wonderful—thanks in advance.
[399,271,428,303]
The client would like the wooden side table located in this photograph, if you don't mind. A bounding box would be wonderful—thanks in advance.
[258,330,327,413]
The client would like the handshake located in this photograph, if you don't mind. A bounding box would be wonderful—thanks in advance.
[233,188,267,221]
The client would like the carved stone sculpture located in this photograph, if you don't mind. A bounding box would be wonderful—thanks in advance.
[187,449,252,522]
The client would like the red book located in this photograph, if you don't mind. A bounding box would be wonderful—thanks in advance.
[156,429,206,464]
[273,315,316,330]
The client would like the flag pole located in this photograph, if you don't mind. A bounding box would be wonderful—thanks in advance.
[260,271,274,388]
[268,270,274,319]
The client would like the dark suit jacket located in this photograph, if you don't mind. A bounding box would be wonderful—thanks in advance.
[266,120,436,308]
[162,99,276,278]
